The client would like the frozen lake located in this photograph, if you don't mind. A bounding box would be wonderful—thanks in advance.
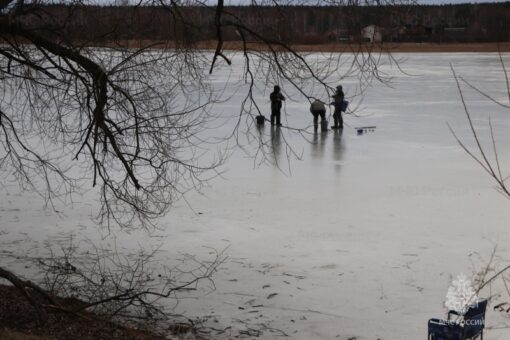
[1,52,510,339]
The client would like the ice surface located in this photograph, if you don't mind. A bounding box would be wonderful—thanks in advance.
[1,52,510,339]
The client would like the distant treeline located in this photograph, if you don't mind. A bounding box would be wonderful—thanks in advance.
[15,2,510,44]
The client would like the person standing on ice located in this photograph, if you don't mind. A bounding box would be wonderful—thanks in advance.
[310,99,327,131]
[270,85,285,126]
[331,85,345,129]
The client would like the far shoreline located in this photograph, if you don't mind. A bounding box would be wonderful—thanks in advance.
[290,42,510,53]
[99,40,510,53]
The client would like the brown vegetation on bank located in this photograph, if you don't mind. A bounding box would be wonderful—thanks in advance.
[0,284,168,340]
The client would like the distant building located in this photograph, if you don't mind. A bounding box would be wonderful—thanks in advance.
[327,28,350,42]
[361,25,383,43]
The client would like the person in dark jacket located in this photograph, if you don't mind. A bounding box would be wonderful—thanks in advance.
[331,85,345,129]
[310,99,327,131]
[270,85,285,126]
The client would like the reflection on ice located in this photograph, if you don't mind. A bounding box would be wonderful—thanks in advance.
[332,129,345,167]
[310,130,328,161]
[270,125,282,162]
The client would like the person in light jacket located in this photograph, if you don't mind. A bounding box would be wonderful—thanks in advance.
[310,99,326,131]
